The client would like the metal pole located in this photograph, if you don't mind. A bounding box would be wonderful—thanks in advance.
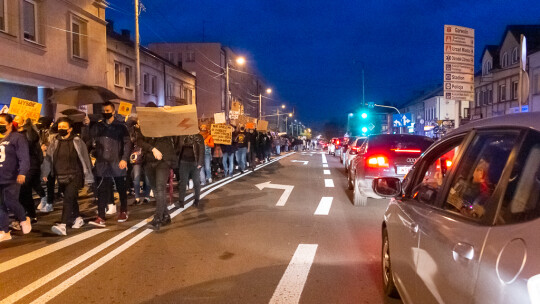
[134,0,141,106]
[285,116,288,134]
[258,93,262,120]
[277,108,280,132]
[226,62,230,122]
[519,34,524,113]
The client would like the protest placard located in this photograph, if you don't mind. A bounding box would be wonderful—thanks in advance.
[0,105,8,114]
[8,97,42,122]
[214,112,226,124]
[238,115,257,125]
[136,104,199,137]
[257,119,269,131]
[117,101,133,116]
[211,124,233,145]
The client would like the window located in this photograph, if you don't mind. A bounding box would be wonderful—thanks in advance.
[480,90,485,105]
[502,52,508,68]
[536,74,540,94]
[187,89,193,104]
[23,0,38,42]
[444,132,518,220]
[483,61,492,75]
[186,51,195,62]
[70,14,87,59]
[512,47,518,64]
[488,88,493,104]
[166,82,173,97]
[143,73,149,93]
[151,76,157,95]
[114,62,120,86]
[125,66,131,88]
[177,53,182,66]
[476,91,481,107]
[499,84,506,102]
[498,132,540,225]
[167,52,174,62]
[0,0,6,32]
[512,81,518,100]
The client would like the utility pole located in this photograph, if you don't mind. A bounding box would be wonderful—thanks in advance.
[258,93,262,120]
[134,0,141,106]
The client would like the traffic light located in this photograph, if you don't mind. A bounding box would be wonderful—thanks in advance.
[361,112,368,119]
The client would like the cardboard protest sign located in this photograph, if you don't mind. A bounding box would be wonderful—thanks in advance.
[8,97,42,122]
[230,101,242,119]
[238,115,257,125]
[117,101,133,116]
[257,119,269,131]
[211,124,232,145]
[136,104,198,137]
[214,112,226,124]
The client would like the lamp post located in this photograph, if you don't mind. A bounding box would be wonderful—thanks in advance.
[259,88,272,120]
[276,104,285,132]
[226,56,245,122]
[285,112,292,135]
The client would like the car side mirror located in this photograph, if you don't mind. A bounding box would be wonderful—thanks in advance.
[372,177,402,197]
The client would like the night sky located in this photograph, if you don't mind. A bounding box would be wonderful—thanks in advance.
[106,0,540,129]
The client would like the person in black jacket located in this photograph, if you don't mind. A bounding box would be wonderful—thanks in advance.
[87,101,131,227]
[176,133,204,209]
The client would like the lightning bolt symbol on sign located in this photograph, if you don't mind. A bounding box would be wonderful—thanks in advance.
[177,118,194,130]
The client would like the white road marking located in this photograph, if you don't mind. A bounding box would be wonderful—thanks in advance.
[321,153,327,164]
[269,244,318,304]
[323,170,330,175]
[0,229,108,274]
[30,229,154,304]
[291,160,308,165]
[256,181,295,206]
[324,179,334,187]
[1,152,296,304]
[314,197,333,215]
[322,164,328,168]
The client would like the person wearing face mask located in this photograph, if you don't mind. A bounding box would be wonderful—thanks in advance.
[199,125,214,185]
[0,114,31,242]
[234,124,248,173]
[176,133,204,209]
[41,117,94,235]
[87,101,131,227]
[246,124,258,171]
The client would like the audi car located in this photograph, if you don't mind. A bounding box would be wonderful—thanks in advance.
[347,134,434,206]
[372,112,540,304]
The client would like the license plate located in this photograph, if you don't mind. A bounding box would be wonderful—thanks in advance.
[397,166,412,175]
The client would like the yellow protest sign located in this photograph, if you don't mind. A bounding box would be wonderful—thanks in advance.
[8,97,42,122]
[211,124,232,145]
[257,120,269,131]
[118,101,133,116]
[136,104,199,137]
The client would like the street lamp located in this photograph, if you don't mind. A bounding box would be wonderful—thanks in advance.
[276,104,286,132]
[226,55,245,121]
[285,112,292,135]
[259,87,272,120]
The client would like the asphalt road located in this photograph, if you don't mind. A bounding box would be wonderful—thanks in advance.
[0,150,403,304]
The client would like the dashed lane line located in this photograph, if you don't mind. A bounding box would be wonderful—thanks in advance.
[314,197,333,215]
[324,179,334,187]
[322,164,328,168]
[321,153,327,164]
[323,170,330,175]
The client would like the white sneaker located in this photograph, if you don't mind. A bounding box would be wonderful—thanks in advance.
[188,180,194,190]
[41,203,53,213]
[72,217,85,229]
[51,223,67,236]
[149,190,154,197]
[106,204,117,215]
[37,197,47,210]
[208,177,212,183]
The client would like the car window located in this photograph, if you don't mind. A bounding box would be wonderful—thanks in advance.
[410,140,462,205]
[369,135,434,151]
[497,132,540,225]
[444,132,519,220]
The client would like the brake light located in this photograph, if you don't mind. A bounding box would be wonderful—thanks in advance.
[367,156,389,168]
[336,140,340,145]
[446,160,452,168]
[392,148,422,153]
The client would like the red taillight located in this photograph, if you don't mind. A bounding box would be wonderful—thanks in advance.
[367,155,389,168]
[336,140,340,145]
[446,160,452,168]
[392,148,422,153]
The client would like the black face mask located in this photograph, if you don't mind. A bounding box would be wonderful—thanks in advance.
[0,125,7,134]
[102,113,113,120]
[240,127,245,132]
[58,129,69,137]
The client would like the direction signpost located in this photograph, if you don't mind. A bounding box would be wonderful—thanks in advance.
[444,25,475,127]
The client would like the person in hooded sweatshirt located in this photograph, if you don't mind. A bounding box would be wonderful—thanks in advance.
[0,113,31,242]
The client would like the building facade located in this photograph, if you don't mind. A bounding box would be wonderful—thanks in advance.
[0,0,108,116]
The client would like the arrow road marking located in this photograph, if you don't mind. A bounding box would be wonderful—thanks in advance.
[314,197,333,215]
[291,160,308,165]
[269,244,318,304]
[256,181,294,206]
[323,170,330,175]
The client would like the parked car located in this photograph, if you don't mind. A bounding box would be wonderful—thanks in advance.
[343,137,366,171]
[348,134,434,206]
[373,112,540,304]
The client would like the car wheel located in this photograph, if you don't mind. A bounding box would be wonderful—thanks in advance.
[382,228,400,298]
[353,177,367,206]
[347,171,353,190]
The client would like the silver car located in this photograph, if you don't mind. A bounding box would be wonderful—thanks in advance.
[373,112,540,304]
[343,137,366,172]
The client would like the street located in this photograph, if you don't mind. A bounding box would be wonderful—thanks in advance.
[0,151,402,304]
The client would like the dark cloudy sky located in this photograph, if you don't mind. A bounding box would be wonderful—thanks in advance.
[106,0,540,128]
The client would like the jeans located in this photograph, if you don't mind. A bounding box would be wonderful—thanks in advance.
[20,170,45,218]
[276,145,281,155]
[95,176,128,219]
[132,164,150,199]
[145,162,170,222]
[0,183,25,233]
[59,174,82,224]
[222,152,235,176]
[235,147,247,172]
[200,153,212,183]
[177,161,201,204]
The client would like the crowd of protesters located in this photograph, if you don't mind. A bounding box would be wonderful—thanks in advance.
[0,101,302,241]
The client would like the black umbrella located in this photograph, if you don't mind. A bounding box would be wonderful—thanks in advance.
[49,85,119,107]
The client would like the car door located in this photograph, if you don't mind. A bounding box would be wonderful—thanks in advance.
[415,130,521,304]
[474,130,540,304]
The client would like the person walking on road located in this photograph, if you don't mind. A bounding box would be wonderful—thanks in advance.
[42,117,94,236]
[176,133,204,209]
[233,124,248,173]
[247,125,257,171]
[221,125,236,177]
[0,114,31,242]
[199,125,214,185]
[88,101,131,227]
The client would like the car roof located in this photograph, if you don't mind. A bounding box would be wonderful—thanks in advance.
[445,112,540,137]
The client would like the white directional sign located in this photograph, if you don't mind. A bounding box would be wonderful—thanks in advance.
[256,181,294,207]
[444,25,475,102]
[291,160,309,165]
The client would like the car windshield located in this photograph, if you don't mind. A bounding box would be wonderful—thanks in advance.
[369,135,434,152]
